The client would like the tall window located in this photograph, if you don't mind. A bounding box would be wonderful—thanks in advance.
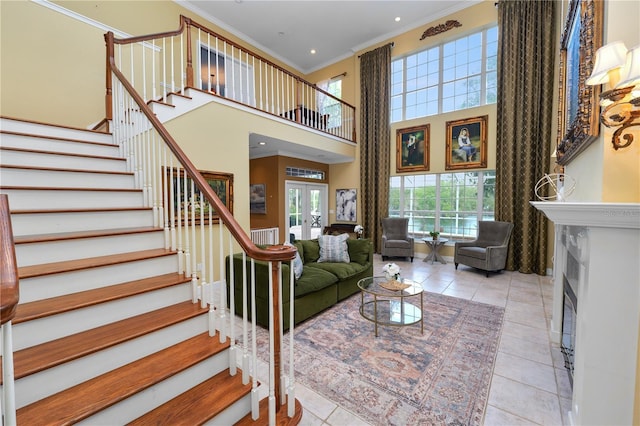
[391,26,498,122]
[389,171,495,238]
[318,77,342,128]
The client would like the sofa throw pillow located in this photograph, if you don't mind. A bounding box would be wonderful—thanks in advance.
[284,241,303,280]
[317,233,350,263]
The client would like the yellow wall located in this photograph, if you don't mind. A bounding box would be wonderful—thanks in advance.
[0,0,300,128]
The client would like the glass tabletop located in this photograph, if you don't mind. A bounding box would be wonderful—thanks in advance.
[357,276,423,297]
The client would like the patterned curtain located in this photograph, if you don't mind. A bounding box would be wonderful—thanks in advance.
[359,44,391,252]
[496,0,556,274]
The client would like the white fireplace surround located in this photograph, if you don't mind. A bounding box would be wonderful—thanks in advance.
[531,202,640,426]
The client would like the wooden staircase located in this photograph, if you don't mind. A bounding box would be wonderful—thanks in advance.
[0,117,257,425]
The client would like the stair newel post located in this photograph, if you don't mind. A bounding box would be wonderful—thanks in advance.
[1,194,18,426]
[183,16,194,89]
[104,32,114,123]
[287,262,296,417]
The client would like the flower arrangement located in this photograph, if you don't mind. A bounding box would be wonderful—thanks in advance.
[382,262,401,281]
[354,225,364,238]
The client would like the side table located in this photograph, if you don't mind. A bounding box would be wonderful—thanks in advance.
[422,238,448,264]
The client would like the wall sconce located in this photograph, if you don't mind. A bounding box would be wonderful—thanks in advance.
[586,42,640,150]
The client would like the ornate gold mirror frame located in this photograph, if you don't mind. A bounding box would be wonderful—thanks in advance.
[556,0,604,165]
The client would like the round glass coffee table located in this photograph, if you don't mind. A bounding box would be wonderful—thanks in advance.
[357,276,424,337]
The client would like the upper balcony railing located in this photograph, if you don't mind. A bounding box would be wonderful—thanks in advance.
[105,15,356,142]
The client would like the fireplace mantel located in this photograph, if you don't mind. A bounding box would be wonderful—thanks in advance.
[531,202,640,228]
[531,201,640,426]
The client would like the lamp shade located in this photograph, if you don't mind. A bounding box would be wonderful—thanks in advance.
[615,45,640,88]
[586,41,628,86]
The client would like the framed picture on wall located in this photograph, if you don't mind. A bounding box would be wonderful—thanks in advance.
[164,168,233,225]
[445,115,488,170]
[336,189,357,222]
[396,124,430,173]
[556,0,603,165]
[250,183,267,214]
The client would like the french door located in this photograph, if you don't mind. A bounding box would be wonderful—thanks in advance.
[286,181,328,242]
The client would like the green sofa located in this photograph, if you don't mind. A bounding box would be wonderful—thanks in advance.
[226,238,373,329]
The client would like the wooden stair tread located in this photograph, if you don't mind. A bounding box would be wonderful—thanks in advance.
[0,164,133,176]
[18,248,176,279]
[235,397,303,426]
[1,185,142,193]
[5,301,207,381]
[14,273,190,323]
[14,226,162,244]
[0,129,116,147]
[128,369,252,426]
[0,117,111,136]
[16,332,228,426]
[10,206,152,214]
[0,145,124,161]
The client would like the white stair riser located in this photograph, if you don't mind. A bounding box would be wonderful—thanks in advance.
[0,167,135,189]
[149,102,177,123]
[10,210,155,236]
[19,255,179,303]
[0,149,127,172]
[77,351,231,425]
[1,188,144,210]
[0,133,118,157]
[0,118,113,144]
[15,231,165,266]
[13,284,193,351]
[203,393,253,426]
[8,315,210,408]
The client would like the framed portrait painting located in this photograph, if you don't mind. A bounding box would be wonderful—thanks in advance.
[445,115,488,170]
[335,189,357,222]
[396,125,430,173]
[556,0,603,165]
[164,168,233,224]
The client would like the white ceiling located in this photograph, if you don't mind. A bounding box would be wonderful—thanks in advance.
[178,0,480,163]
[179,0,480,74]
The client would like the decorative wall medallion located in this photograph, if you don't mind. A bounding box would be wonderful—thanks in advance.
[419,20,462,40]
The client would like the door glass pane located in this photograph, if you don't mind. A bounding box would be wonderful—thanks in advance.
[310,189,322,239]
[288,188,303,241]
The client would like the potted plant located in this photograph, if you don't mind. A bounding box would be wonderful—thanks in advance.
[429,230,440,240]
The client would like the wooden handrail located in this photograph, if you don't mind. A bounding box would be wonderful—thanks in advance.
[106,15,356,141]
[105,31,296,264]
[0,194,19,326]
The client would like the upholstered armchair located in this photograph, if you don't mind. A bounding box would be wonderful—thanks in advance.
[381,217,414,262]
[454,221,514,277]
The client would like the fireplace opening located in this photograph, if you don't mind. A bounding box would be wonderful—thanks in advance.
[561,276,577,387]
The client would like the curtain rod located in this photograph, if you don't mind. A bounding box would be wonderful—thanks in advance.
[330,72,347,80]
[358,42,394,58]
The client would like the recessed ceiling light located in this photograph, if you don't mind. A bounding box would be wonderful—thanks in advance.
[259,142,266,145]
[310,49,317,55]
[395,17,401,22]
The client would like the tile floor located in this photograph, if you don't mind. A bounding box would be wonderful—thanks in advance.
[244,253,572,425]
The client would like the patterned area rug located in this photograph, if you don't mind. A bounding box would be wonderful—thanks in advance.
[255,292,504,425]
